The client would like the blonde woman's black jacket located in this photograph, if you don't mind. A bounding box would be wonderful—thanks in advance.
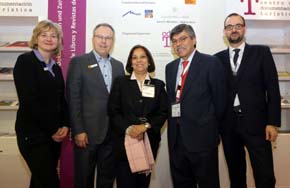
[13,51,69,144]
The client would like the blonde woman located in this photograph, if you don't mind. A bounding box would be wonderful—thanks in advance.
[13,20,69,188]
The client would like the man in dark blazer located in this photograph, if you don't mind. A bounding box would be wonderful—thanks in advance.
[165,24,226,188]
[215,13,281,188]
[66,23,124,188]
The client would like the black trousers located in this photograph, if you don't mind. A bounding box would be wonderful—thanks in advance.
[115,160,151,188]
[74,139,116,188]
[17,135,61,188]
[169,130,220,188]
[221,114,276,188]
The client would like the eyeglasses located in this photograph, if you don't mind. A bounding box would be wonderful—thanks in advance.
[171,36,190,45]
[224,24,244,31]
[94,35,113,41]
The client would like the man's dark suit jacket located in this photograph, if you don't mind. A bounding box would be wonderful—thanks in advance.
[108,75,168,160]
[215,44,281,136]
[166,51,226,153]
[14,51,69,144]
[66,51,124,145]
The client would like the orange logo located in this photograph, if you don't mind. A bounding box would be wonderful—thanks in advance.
[185,0,196,4]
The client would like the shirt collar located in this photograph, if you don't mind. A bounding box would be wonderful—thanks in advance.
[92,50,111,62]
[229,42,245,55]
[130,72,150,81]
[33,49,56,66]
[179,49,196,64]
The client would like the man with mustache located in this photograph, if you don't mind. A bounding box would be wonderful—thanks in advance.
[215,13,281,188]
[165,24,226,188]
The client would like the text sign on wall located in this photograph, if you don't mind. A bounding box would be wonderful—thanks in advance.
[0,0,47,16]
[48,0,86,78]
[226,0,290,20]
[86,0,199,81]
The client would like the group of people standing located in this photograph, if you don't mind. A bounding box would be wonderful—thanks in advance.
[13,12,280,188]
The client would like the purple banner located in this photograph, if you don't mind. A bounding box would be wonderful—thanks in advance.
[48,1,86,188]
[48,0,86,78]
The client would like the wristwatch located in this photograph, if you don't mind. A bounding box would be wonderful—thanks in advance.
[144,122,151,129]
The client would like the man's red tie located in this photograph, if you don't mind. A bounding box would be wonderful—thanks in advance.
[176,60,189,101]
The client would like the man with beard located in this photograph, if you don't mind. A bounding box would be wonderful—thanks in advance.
[166,24,226,188]
[215,13,281,188]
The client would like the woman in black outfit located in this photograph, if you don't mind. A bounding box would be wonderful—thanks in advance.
[108,45,168,188]
[13,20,69,188]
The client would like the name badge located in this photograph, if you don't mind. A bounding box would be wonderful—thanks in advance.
[171,103,181,117]
[88,64,98,68]
[43,67,49,71]
[142,85,155,98]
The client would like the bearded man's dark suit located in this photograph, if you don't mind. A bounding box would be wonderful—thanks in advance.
[215,44,281,188]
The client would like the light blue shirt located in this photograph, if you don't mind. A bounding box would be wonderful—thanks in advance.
[93,50,112,92]
[175,50,196,90]
[33,49,56,77]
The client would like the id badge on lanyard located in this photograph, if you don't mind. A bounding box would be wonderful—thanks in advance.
[171,102,181,117]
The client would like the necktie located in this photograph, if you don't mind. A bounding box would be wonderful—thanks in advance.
[233,48,240,67]
[176,60,189,101]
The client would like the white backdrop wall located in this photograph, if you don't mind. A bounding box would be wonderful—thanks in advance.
[86,0,228,80]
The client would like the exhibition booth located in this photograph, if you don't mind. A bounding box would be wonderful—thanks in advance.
[0,0,289,187]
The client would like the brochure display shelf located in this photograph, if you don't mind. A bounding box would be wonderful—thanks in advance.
[0,16,39,188]
[0,47,30,111]
[0,16,38,133]
[0,0,51,183]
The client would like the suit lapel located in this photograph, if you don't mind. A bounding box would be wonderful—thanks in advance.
[128,78,142,97]
[111,58,119,80]
[180,51,201,100]
[87,51,109,94]
[128,77,149,117]
[236,44,250,82]
[168,59,180,101]
[224,49,232,75]
[222,49,237,83]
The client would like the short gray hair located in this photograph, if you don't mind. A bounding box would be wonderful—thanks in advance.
[93,23,115,36]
